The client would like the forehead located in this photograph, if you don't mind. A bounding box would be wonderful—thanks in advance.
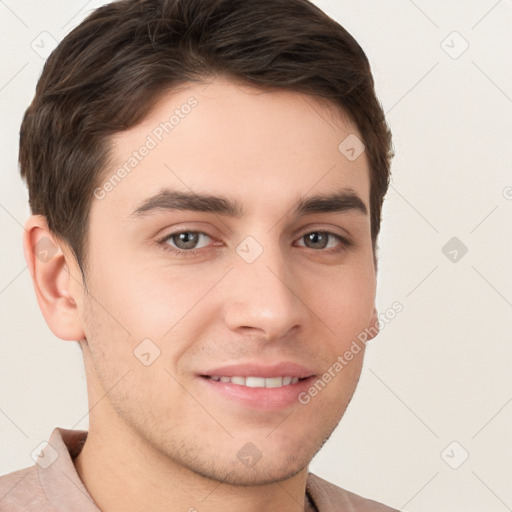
[97,77,370,221]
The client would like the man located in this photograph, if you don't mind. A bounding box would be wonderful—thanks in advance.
[0,0,398,510]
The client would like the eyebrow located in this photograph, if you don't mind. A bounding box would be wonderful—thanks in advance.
[128,188,368,220]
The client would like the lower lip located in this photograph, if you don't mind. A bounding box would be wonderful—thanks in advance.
[197,376,316,410]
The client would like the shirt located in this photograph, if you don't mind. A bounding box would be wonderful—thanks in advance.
[0,428,400,511]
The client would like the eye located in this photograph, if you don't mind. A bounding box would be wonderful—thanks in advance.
[158,229,350,258]
[160,231,213,256]
[296,230,350,252]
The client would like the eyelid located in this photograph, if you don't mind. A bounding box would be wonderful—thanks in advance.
[295,223,352,240]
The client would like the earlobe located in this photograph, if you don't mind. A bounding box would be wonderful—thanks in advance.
[23,215,85,341]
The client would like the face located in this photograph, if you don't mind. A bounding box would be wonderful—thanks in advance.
[74,76,378,485]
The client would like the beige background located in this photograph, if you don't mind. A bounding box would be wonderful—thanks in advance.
[1,1,511,510]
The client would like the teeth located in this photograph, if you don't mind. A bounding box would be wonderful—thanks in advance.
[265,377,284,388]
[208,376,302,388]
[231,376,246,386]
[245,377,266,387]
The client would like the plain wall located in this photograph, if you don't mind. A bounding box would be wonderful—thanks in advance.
[1,1,511,511]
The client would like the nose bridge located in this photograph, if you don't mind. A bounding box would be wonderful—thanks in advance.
[221,233,305,339]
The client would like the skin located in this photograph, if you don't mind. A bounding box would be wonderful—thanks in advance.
[24,76,379,512]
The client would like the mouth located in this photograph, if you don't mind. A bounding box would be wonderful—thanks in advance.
[199,375,310,388]
[197,374,316,410]
[196,363,317,409]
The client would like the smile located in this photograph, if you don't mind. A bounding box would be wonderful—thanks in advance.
[204,376,303,387]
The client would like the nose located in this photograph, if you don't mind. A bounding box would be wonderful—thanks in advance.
[220,238,307,341]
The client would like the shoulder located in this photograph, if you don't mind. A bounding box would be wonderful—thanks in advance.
[0,464,50,511]
[307,472,400,512]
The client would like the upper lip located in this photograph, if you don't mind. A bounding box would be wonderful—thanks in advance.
[199,362,316,379]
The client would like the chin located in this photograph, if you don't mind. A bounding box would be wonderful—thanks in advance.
[193,458,309,487]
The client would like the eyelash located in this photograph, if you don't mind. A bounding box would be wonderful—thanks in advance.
[157,229,351,258]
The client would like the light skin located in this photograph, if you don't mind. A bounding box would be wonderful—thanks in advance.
[24,76,379,512]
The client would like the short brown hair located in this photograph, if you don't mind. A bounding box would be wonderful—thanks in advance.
[19,0,393,281]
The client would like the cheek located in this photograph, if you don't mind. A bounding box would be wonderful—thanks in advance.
[84,262,223,380]
[82,289,180,409]
[310,266,376,340]
[91,257,205,338]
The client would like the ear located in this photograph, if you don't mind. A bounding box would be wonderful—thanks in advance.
[23,215,86,341]
[366,306,380,342]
